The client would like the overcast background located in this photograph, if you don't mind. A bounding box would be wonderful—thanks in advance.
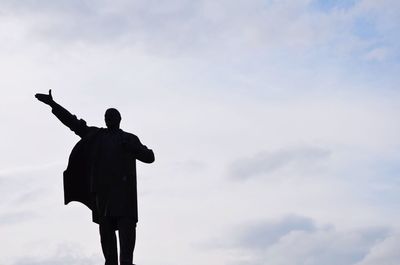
[0,0,400,264]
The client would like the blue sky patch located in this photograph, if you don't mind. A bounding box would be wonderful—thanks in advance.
[353,16,379,39]
[311,0,358,12]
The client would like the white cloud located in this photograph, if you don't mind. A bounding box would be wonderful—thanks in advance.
[1,0,397,60]
[229,146,331,180]
[11,243,101,265]
[0,211,37,225]
[364,47,390,61]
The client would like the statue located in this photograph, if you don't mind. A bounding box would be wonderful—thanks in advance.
[35,90,155,265]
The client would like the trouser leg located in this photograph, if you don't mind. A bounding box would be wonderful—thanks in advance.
[99,217,118,265]
[118,218,137,265]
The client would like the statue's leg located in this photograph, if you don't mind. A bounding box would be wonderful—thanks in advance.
[99,216,118,265]
[118,217,137,265]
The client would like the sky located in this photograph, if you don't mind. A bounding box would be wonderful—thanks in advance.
[0,0,400,264]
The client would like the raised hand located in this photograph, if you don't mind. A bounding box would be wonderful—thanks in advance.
[35,89,54,105]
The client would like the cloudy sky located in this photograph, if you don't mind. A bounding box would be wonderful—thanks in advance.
[1,0,400,264]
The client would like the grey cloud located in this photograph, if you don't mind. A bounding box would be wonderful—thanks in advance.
[355,233,400,265]
[229,146,331,180]
[220,215,392,265]
[234,215,316,249]
[13,188,47,205]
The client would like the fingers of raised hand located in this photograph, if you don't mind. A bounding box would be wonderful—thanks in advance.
[35,93,44,99]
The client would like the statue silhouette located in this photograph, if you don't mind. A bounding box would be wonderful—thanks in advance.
[35,90,155,265]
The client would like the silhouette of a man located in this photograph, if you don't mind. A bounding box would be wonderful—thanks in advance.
[35,90,155,265]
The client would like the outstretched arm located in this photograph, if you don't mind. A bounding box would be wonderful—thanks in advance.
[35,90,90,138]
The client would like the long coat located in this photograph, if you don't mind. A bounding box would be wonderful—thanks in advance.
[51,103,155,223]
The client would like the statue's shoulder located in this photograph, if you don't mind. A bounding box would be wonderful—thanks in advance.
[86,126,102,136]
[120,130,140,144]
[76,126,102,142]
[120,129,137,137]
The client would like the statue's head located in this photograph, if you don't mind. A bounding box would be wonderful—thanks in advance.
[105,108,121,130]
